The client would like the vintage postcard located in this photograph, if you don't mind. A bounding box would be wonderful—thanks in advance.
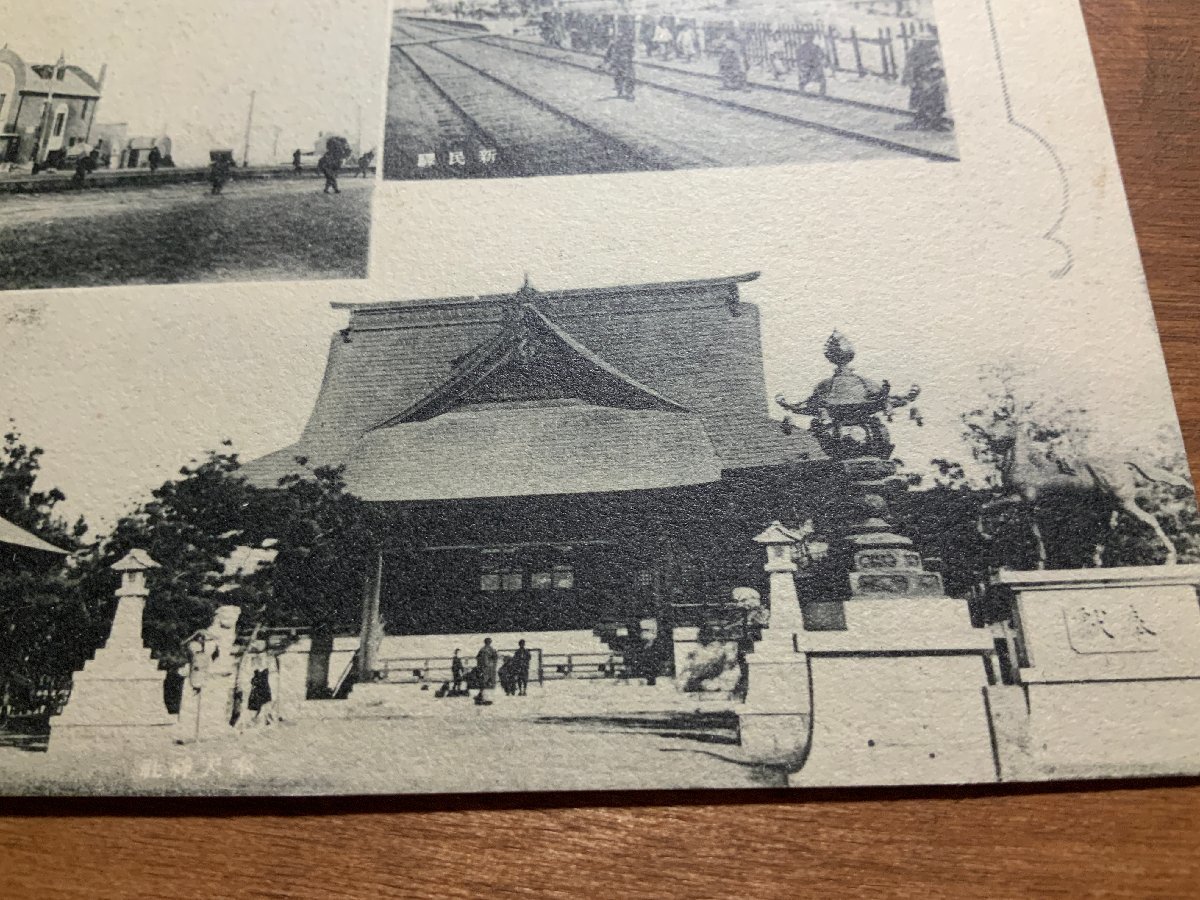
[2,0,1200,798]
[0,0,386,291]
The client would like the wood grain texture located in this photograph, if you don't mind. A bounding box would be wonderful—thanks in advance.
[4,2,1200,897]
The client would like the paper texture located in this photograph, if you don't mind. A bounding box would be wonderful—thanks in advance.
[2,0,1199,797]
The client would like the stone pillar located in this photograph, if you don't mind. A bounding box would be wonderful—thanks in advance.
[359,550,384,680]
[50,550,175,753]
[988,565,1200,781]
[738,523,813,768]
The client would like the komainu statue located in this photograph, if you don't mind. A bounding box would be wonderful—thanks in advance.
[978,424,1192,568]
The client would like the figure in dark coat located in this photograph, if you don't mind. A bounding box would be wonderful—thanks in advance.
[602,20,637,101]
[718,32,749,91]
[71,149,98,186]
[474,637,498,705]
[148,145,162,173]
[209,154,234,194]
[902,35,949,131]
[318,151,341,194]
[292,149,303,174]
[795,33,828,96]
[451,649,465,695]
[512,639,532,696]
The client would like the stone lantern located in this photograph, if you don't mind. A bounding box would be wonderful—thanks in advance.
[107,549,160,650]
[753,521,807,641]
[50,550,176,752]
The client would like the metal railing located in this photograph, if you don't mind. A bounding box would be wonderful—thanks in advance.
[0,673,73,724]
[373,647,633,687]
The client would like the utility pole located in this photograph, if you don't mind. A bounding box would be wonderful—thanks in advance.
[36,53,64,166]
[241,90,256,168]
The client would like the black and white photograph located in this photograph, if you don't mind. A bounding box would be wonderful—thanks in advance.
[3,0,1200,805]
[0,0,387,291]
[384,0,957,181]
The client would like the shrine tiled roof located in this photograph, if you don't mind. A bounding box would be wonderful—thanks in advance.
[346,401,723,501]
[0,516,68,554]
[241,273,824,498]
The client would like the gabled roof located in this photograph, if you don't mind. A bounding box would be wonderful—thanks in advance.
[373,301,686,428]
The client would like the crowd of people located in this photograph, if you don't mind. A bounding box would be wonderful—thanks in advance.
[441,638,535,705]
[539,11,948,130]
[204,143,375,197]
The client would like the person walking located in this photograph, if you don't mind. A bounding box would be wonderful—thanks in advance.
[292,148,303,174]
[317,150,341,194]
[602,19,637,101]
[147,145,162,174]
[675,21,697,63]
[512,639,532,696]
[356,150,374,178]
[71,149,99,186]
[795,32,828,96]
[474,637,498,705]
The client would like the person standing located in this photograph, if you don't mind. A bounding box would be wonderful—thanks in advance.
[902,31,949,131]
[718,30,749,91]
[292,148,303,174]
[474,637,498,705]
[512,639,532,697]
[147,145,162,173]
[210,153,233,195]
[451,648,465,695]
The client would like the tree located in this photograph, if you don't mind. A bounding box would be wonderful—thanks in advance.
[0,425,94,682]
[70,445,379,673]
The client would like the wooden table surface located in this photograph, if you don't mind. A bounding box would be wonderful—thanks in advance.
[4,2,1200,897]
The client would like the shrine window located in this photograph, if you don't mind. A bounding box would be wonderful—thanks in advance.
[480,573,501,592]
[531,572,553,590]
[501,572,523,591]
[634,570,653,589]
[552,565,574,590]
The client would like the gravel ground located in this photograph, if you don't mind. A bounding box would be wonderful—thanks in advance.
[0,177,373,291]
[0,709,785,797]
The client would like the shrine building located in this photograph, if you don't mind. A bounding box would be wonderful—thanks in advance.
[241,273,852,673]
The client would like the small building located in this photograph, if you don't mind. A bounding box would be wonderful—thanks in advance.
[91,125,173,169]
[0,49,104,167]
[242,273,841,674]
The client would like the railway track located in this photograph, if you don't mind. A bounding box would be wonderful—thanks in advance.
[391,22,686,177]
[388,18,956,176]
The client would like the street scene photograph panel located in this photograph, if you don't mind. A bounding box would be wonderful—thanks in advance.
[385,0,957,181]
[0,0,387,291]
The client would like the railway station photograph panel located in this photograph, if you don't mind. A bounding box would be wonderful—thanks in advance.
[0,0,388,292]
[385,0,958,181]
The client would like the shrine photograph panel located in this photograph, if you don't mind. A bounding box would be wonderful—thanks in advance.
[0,0,388,292]
[1,248,1197,796]
[383,0,958,181]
